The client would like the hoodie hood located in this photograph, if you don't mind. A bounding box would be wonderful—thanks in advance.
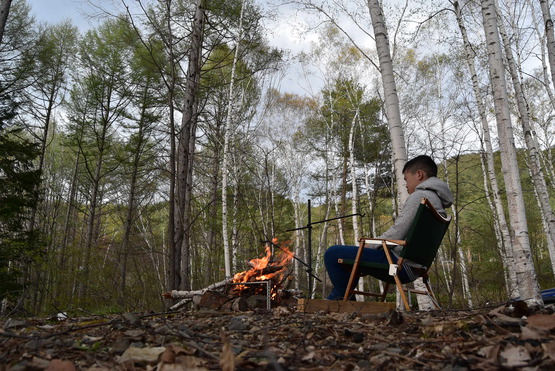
[415,177,454,208]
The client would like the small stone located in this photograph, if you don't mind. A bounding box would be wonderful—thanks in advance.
[386,310,404,325]
[111,338,130,354]
[344,328,364,343]
[122,312,140,325]
[4,318,26,330]
[228,317,247,331]
[45,359,77,371]
[123,329,144,340]
[232,297,248,312]
[24,339,45,350]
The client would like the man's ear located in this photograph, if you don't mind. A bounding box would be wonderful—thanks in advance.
[417,169,426,180]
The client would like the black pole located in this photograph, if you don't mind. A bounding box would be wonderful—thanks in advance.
[307,199,312,296]
[285,200,363,298]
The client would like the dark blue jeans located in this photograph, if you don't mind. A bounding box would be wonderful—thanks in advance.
[324,244,414,300]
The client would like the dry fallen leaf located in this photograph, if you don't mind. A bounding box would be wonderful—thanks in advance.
[118,346,166,365]
[477,344,500,362]
[542,341,555,361]
[520,325,543,340]
[220,337,235,371]
[526,314,555,331]
[499,345,531,367]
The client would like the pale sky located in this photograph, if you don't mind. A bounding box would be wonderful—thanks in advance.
[27,0,100,30]
[24,0,371,96]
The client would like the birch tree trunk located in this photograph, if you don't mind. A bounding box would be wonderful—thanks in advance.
[349,109,361,243]
[540,0,555,92]
[367,0,437,310]
[495,0,555,277]
[175,0,206,290]
[312,201,332,299]
[221,0,245,278]
[481,0,542,304]
[349,109,365,295]
[367,0,408,204]
[453,0,517,297]
[293,198,304,291]
[529,0,555,110]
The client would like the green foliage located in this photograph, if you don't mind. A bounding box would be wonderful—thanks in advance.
[0,89,42,300]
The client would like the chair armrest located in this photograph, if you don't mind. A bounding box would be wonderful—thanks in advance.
[359,237,406,247]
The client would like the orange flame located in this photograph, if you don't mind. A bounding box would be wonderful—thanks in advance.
[231,239,294,296]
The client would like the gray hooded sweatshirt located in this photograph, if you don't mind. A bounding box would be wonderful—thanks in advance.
[378,176,454,266]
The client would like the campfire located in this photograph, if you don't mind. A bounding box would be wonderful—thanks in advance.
[163,239,298,311]
[230,239,294,299]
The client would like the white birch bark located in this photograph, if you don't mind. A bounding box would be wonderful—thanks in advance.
[312,202,332,299]
[221,0,245,278]
[529,0,555,109]
[332,155,346,245]
[364,163,381,295]
[479,152,514,296]
[349,109,361,243]
[367,0,408,205]
[231,152,240,271]
[481,0,542,304]
[293,198,303,290]
[528,1,555,184]
[348,109,365,296]
[367,0,436,310]
[495,0,555,277]
[540,0,555,92]
[439,248,451,293]
[453,0,517,297]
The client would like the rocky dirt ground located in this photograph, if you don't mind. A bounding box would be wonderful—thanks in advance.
[1,301,555,370]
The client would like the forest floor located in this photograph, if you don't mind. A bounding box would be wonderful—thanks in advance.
[1,301,555,370]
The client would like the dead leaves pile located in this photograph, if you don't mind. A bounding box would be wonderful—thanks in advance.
[1,302,555,370]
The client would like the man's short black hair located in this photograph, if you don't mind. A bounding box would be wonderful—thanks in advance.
[402,155,438,177]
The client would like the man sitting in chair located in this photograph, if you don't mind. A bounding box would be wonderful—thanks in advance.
[324,155,454,300]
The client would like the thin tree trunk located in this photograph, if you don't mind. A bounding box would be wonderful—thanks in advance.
[175,0,206,291]
[119,83,151,306]
[222,0,245,277]
[231,151,240,271]
[481,0,541,304]
[60,154,80,269]
[349,109,365,296]
[81,107,110,300]
[165,0,179,292]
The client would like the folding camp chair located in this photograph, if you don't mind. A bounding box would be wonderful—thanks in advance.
[339,198,451,311]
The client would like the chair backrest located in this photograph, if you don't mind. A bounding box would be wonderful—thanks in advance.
[400,198,451,268]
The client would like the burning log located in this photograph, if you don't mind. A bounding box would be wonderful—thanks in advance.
[163,240,296,311]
